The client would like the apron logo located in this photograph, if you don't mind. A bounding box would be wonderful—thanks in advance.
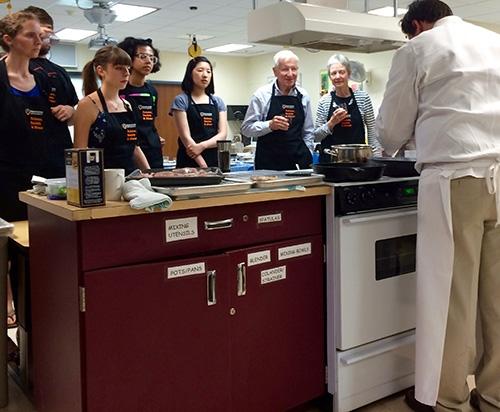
[200,112,213,128]
[139,105,154,121]
[122,123,137,141]
[25,109,44,131]
[281,104,296,124]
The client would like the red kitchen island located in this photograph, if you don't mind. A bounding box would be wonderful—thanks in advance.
[20,186,330,412]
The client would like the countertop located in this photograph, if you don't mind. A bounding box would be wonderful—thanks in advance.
[19,185,331,222]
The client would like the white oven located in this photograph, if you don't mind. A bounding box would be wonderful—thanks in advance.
[326,177,419,412]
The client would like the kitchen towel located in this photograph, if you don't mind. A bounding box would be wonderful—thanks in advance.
[122,178,172,211]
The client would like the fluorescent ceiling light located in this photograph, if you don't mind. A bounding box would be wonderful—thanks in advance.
[56,28,97,41]
[111,4,158,22]
[368,6,407,17]
[206,44,254,53]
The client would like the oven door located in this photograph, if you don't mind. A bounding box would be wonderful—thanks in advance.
[335,207,417,350]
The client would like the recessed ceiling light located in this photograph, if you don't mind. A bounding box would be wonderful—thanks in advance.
[368,6,407,17]
[206,44,254,53]
[55,28,97,42]
[111,4,158,22]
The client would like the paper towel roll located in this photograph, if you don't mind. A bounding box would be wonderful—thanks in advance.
[104,168,125,201]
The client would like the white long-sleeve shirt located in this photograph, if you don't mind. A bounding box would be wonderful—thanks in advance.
[377,16,500,171]
[241,80,314,152]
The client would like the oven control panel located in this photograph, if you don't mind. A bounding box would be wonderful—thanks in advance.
[335,180,419,215]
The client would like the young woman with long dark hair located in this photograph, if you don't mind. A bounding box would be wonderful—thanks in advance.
[170,56,227,168]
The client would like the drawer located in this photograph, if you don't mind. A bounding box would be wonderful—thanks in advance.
[79,196,323,270]
[336,330,415,412]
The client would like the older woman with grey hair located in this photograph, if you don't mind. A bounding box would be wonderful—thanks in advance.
[313,54,382,160]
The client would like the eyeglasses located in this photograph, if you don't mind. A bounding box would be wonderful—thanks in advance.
[135,53,158,64]
[41,33,59,45]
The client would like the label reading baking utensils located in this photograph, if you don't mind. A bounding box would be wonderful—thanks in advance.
[247,250,271,267]
[261,266,286,285]
[165,217,198,242]
[167,262,206,279]
[278,242,311,261]
[257,213,282,224]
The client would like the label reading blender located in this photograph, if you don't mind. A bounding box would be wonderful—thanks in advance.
[247,250,271,266]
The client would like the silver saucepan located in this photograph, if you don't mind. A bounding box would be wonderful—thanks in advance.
[323,144,373,163]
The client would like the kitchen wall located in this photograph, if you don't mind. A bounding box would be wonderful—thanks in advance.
[72,44,396,116]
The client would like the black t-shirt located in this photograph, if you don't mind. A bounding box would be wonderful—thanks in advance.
[29,57,79,107]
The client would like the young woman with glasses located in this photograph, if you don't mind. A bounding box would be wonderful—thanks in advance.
[117,37,164,168]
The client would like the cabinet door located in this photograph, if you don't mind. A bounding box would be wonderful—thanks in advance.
[83,254,231,412]
[228,235,325,412]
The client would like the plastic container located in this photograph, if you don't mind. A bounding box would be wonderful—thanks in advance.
[46,178,67,200]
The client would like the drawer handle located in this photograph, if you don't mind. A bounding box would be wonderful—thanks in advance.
[341,333,415,365]
[237,262,246,296]
[207,270,216,306]
[204,218,234,231]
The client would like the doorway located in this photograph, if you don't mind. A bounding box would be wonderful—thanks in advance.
[152,81,182,160]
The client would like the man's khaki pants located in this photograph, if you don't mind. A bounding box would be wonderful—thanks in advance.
[436,177,500,412]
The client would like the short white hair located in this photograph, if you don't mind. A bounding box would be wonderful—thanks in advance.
[273,50,299,68]
[327,53,351,74]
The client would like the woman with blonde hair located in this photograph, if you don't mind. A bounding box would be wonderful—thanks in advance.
[0,11,73,220]
[74,45,149,174]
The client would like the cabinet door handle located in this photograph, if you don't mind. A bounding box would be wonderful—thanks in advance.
[237,262,247,296]
[207,270,216,306]
[204,218,234,231]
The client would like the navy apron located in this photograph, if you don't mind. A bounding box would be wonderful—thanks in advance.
[176,94,219,168]
[319,89,365,163]
[120,82,163,168]
[255,84,312,170]
[0,60,63,221]
[88,88,138,175]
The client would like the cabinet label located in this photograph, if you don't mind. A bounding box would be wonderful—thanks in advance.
[278,242,312,261]
[261,265,286,284]
[165,217,198,242]
[257,213,282,224]
[247,250,271,266]
[167,262,206,279]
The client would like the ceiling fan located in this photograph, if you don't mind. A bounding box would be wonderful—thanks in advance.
[75,0,120,48]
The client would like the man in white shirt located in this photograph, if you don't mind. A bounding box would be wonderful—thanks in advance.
[376,1,500,411]
[241,50,313,170]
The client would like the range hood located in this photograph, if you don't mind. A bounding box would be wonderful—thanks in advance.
[248,1,406,53]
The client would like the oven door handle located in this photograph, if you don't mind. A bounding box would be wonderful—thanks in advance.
[345,210,417,225]
[340,333,415,365]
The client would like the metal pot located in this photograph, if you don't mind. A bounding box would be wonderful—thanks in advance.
[323,144,373,163]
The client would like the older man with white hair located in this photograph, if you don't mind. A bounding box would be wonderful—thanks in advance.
[241,50,314,170]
